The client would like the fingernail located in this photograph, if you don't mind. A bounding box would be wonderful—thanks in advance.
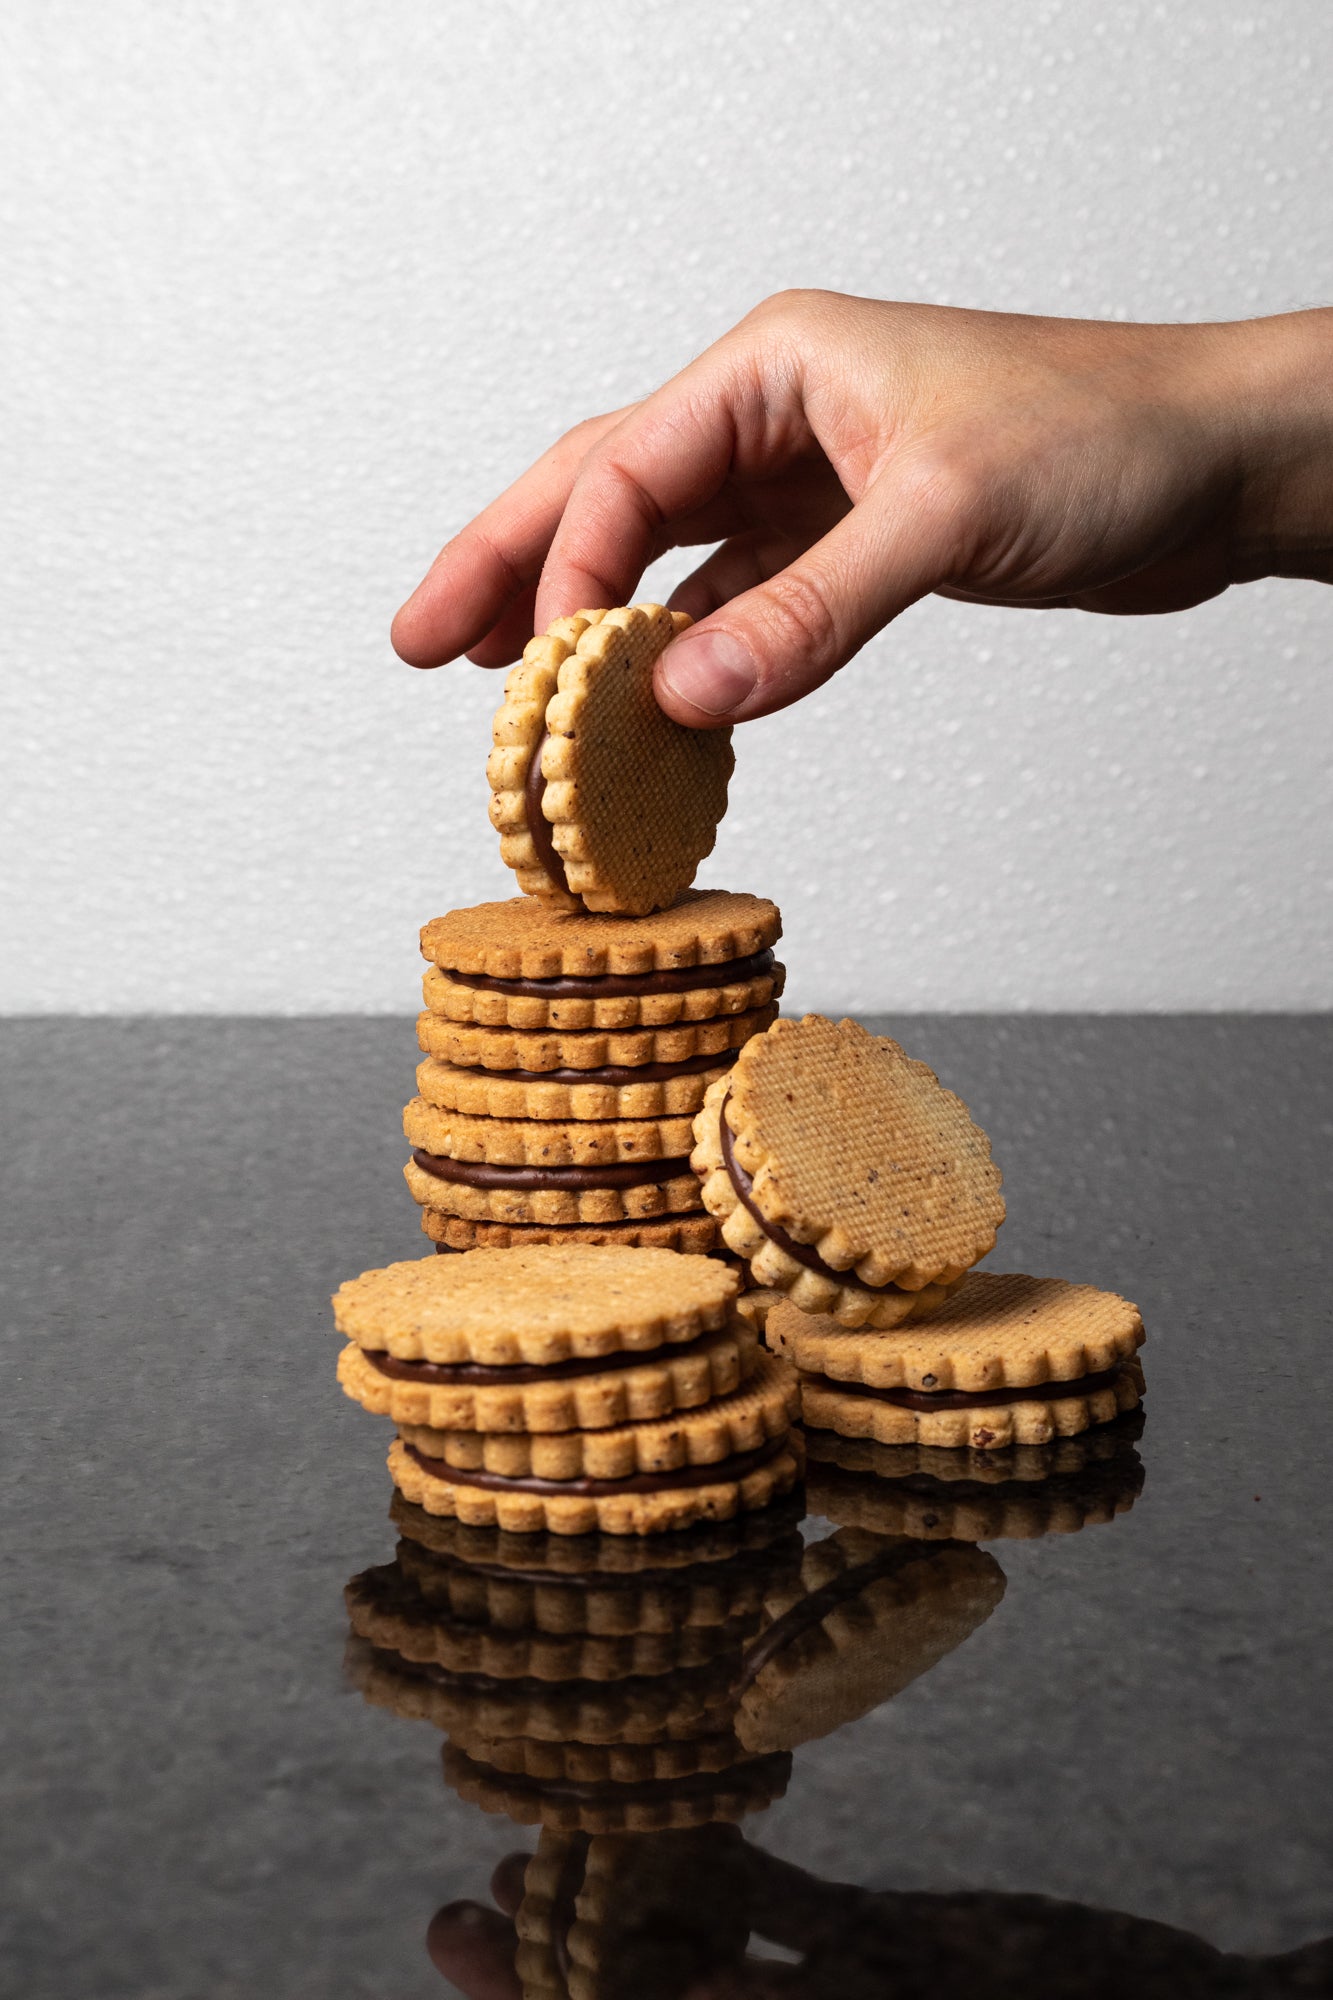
[658,630,757,717]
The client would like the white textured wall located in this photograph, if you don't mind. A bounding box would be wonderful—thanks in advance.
[3,0,1330,1013]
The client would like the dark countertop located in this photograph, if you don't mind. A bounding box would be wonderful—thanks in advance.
[2,1016,1330,1998]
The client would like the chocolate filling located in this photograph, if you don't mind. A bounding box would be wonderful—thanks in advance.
[524,727,574,897]
[405,1431,789,1497]
[482,1047,740,1086]
[442,948,777,1000]
[806,1362,1125,1412]
[370,1332,708,1387]
[718,1097,905,1297]
[737,1541,942,1691]
[411,1148,693,1191]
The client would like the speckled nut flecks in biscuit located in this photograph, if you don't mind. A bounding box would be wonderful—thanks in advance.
[487,604,734,914]
[336,1314,759,1434]
[404,1097,699,1167]
[332,1245,739,1366]
[691,1016,1006,1323]
[419,891,783,1030]
[771,1271,1147,1451]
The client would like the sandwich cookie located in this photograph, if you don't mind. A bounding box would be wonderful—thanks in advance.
[733,1526,1006,1756]
[770,1272,1146,1452]
[487,603,733,914]
[420,890,783,1030]
[692,1015,1005,1327]
[803,1411,1147,1541]
[334,1245,751,1434]
[390,1350,801,1536]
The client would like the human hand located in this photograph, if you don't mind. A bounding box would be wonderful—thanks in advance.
[392,293,1333,725]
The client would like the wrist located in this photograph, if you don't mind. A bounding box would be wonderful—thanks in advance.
[1213,309,1333,582]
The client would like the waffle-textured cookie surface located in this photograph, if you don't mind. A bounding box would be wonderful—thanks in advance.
[332,1245,737,1365]
[488,604,734,914]
[422,891,780,978]
[694,1016,1005,1297]
[768,1273,1145,1391]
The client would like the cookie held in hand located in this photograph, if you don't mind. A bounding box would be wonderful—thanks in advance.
[487,604,734,914]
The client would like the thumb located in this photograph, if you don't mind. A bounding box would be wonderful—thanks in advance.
[654,465,966,726]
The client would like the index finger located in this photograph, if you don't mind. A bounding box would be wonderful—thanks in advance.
[533,337,785,629]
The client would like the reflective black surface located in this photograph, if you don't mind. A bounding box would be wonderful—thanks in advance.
[2,1017,1330,1998]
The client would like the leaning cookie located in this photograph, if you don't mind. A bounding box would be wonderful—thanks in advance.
[389,1354,801,1537]
[487,604,734,914]
[770,1272,1146,1451]
[692,1014,1002,1326]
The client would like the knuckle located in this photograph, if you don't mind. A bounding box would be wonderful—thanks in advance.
[757,566,840,665]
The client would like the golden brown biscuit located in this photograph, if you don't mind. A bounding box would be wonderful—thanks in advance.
[403,1154,704,1227]
[333,1245,738,1365]
[417,1053,738,1124]
[691,1016,1005,1322]
[336,1314,758,1434]
[404,1097,697,1166]
[422,958,783,1031]
[768,1273,1145,1391]
[418,1002,777,1073]
[419,1208,724,1254]
[487,604,734,913]
[799,1358,1145,1451]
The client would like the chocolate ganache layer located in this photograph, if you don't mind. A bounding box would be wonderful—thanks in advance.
[719,1096,908,1297]
[405,1431,789,1497]
[412,1149,693,1192]
[370,1332,710,1388]
[806,1363,1126,1412]
[442,947,777,1000]
[482,1047,740,1086]
[524,728,574,897]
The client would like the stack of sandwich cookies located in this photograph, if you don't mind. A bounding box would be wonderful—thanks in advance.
[692,1015,1005,1327]
[488,603,733,915]
[803,1413,1147,1541]
[334,1245,802,1536]
[771,1271,1146,1454]
[409,892,782,1258]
